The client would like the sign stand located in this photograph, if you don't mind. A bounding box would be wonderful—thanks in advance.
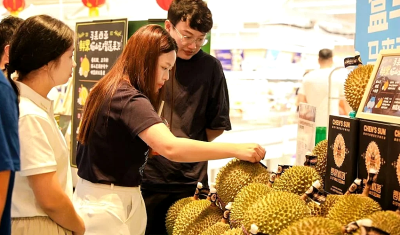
[70,19,128,167]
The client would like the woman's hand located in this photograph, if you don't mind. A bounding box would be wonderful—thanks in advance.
[234,144,266,163]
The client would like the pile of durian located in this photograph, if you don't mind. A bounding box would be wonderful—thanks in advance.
[165,141,400,235]
[163,58,398,235]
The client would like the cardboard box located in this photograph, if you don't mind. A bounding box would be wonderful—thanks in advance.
[325,115,359,195]
[385,124,400,210]
[358,119,392,209]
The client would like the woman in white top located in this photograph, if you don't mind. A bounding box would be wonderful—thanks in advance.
[7,15,85,235]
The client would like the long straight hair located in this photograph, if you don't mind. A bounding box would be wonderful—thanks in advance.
[78,24,177,144]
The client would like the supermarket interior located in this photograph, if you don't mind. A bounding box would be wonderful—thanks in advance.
[2,0,400,235]
[15,0,360,183]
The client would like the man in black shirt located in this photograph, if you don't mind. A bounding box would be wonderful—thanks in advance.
[142,0,231,234]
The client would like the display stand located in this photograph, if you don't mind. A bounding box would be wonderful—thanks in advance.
[70,19,128,167]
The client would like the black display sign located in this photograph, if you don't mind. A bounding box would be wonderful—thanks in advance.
[363,56,400,115]
[385,125,400,211]
[325,115,359,195]
[70,19,127,167]
[357,50,400,124]
[358,119,392,209]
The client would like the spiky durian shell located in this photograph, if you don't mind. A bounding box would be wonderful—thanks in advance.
[278,217,342,235]
[312,139,328,180]
[183,206,223,235]
[215,158,266,205]
[327,194,382,225]
[230,183,272,228]
[166,197,193,235]
[172,200,210,235]
[307,194,342,217]
[200,222,231,235]
[273,166,322,196]
[344,64,374,111]
[244,191,311,235]
[251,171,270,185]
[222,228,245,235]
[353,211,400,235]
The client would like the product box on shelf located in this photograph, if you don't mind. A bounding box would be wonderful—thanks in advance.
[325,115,359,195]
[385,124,400,210]
[358,119,392,209]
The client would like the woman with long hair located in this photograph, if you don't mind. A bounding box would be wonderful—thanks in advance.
[74,24,265,235]
[9,15,85,235]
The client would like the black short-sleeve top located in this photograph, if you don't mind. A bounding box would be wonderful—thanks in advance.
[76,81,162,187]
[142,50,232,193]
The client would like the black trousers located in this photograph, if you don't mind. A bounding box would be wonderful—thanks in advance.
[142,189,193,235]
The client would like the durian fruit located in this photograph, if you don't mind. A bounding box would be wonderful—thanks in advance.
[173,188,223,235]
[166,182,203,235]
[166,197,193,235]
[186,209,223,235]
[344,64,374,111]
[307,194,342,217]
[273,166,322,196]
[230,183,272,228]
[200,202,232,235]
[172,199,210,235]
[353,211,400,235]
[327,194,382,225]
[199,222,230,235]
[251,171,270,185]
[222,228,245,235]
[215,158,267,206]
[278,217,343,235]
[311,139,328,180]
[243,191,311,235]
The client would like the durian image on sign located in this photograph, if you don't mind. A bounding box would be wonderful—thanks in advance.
[79,55,90,78]
[375,98,383,109]
[397,155,400,185]
[333,134,346,167]
[382,80,389,91]
[365,141,381,174]
[78,84,89,106]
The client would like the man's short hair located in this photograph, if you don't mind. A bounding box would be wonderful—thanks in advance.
[168,0,213,33]
[0,16,23,57]
[318,49,333,60]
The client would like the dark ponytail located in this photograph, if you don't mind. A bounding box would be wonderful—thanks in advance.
[8,15,74,82]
